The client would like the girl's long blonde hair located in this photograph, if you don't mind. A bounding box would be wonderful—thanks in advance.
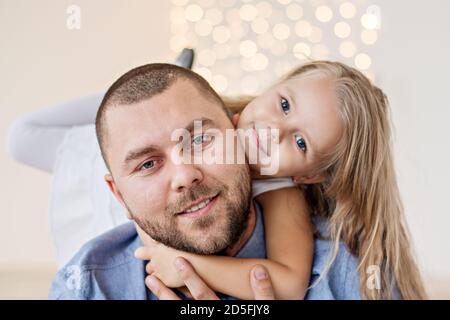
[224,61,426,300]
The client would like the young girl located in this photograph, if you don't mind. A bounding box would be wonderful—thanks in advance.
[135,61,426,300]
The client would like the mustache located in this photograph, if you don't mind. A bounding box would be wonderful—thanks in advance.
[166,183,226,215]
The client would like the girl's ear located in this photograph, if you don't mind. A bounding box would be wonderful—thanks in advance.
[231,113,240,127]
[105,173,132,219]
[293,173,326,184]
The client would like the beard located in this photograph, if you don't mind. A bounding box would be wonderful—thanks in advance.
[128,166,252,255]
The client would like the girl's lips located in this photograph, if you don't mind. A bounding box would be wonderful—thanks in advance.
[178,195,218,220]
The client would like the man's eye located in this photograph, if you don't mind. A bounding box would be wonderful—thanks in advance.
[140,160,156,171]
[192,134,213,146]
[295,134,307,152]
[281,97,290,114]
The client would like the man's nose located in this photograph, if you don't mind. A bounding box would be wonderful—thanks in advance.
[170,163,203,193]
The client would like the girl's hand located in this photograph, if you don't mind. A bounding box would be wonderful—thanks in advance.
[135,243,186,289]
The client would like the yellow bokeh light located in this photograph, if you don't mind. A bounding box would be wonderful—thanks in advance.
[339,41,357,58]
[277,0,292,5]
[355,53,372,70]
[195,20,213,37]
[361,29,378,45]
[315,6,333,23]
[251,53,269,70]
[240,40,258,58]
[185,4,204,22]
[205,8,223,26]
[361,13,379,30]
[273,23,291,40]
[286,3,303,20]
[239,4,258,21]
[230,22,248,39]
[339,2,356,19]
[171,7,186,24]
[334,22,351,38]
[251,18,269,34]
[225,9,240,24]
[294,20,312,38]
[256,1,273,18]
[293,42,311,59]
[212,26,231,44]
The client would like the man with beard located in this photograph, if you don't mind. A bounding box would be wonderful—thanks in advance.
[49,63,359,300]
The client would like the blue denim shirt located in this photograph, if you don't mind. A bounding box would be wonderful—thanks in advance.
[49,203,361,300]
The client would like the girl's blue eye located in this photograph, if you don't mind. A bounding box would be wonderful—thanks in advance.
[281,98,290,114]
[141,160,155,170]
[295,134,307,152]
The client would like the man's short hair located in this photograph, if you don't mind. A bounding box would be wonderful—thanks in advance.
[95,63,229,170]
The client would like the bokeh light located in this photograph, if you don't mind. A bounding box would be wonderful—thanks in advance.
[334,22,351,38]
[286,3,303,20]
[339,2,356,19]
[185,4,204,22]
[171,0,381,94]
[355,53,372,70]
[315,6,333,23]
[273,23,291,40]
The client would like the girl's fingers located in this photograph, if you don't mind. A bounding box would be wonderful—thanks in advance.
[145,261,155,275]
[174,257,219,300]
[134,246,153,260]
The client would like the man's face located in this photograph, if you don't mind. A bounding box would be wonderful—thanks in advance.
[104,79,252,254]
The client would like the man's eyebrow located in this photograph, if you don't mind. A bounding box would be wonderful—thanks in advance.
[184,117,216,133]
[122,118,216,167]
[123,145,159,166]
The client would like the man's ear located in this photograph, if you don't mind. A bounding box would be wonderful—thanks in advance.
[293,173,326,184]
[231,113,240,127]
[105,173,132,219]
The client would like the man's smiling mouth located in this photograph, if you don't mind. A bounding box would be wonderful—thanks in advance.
[177,193,220,219]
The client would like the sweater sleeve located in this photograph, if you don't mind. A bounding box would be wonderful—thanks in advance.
[7,93,104,172]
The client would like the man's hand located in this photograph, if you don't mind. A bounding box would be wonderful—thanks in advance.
[145,257,275,300]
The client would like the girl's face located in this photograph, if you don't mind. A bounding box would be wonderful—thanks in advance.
[237,75,344,181]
